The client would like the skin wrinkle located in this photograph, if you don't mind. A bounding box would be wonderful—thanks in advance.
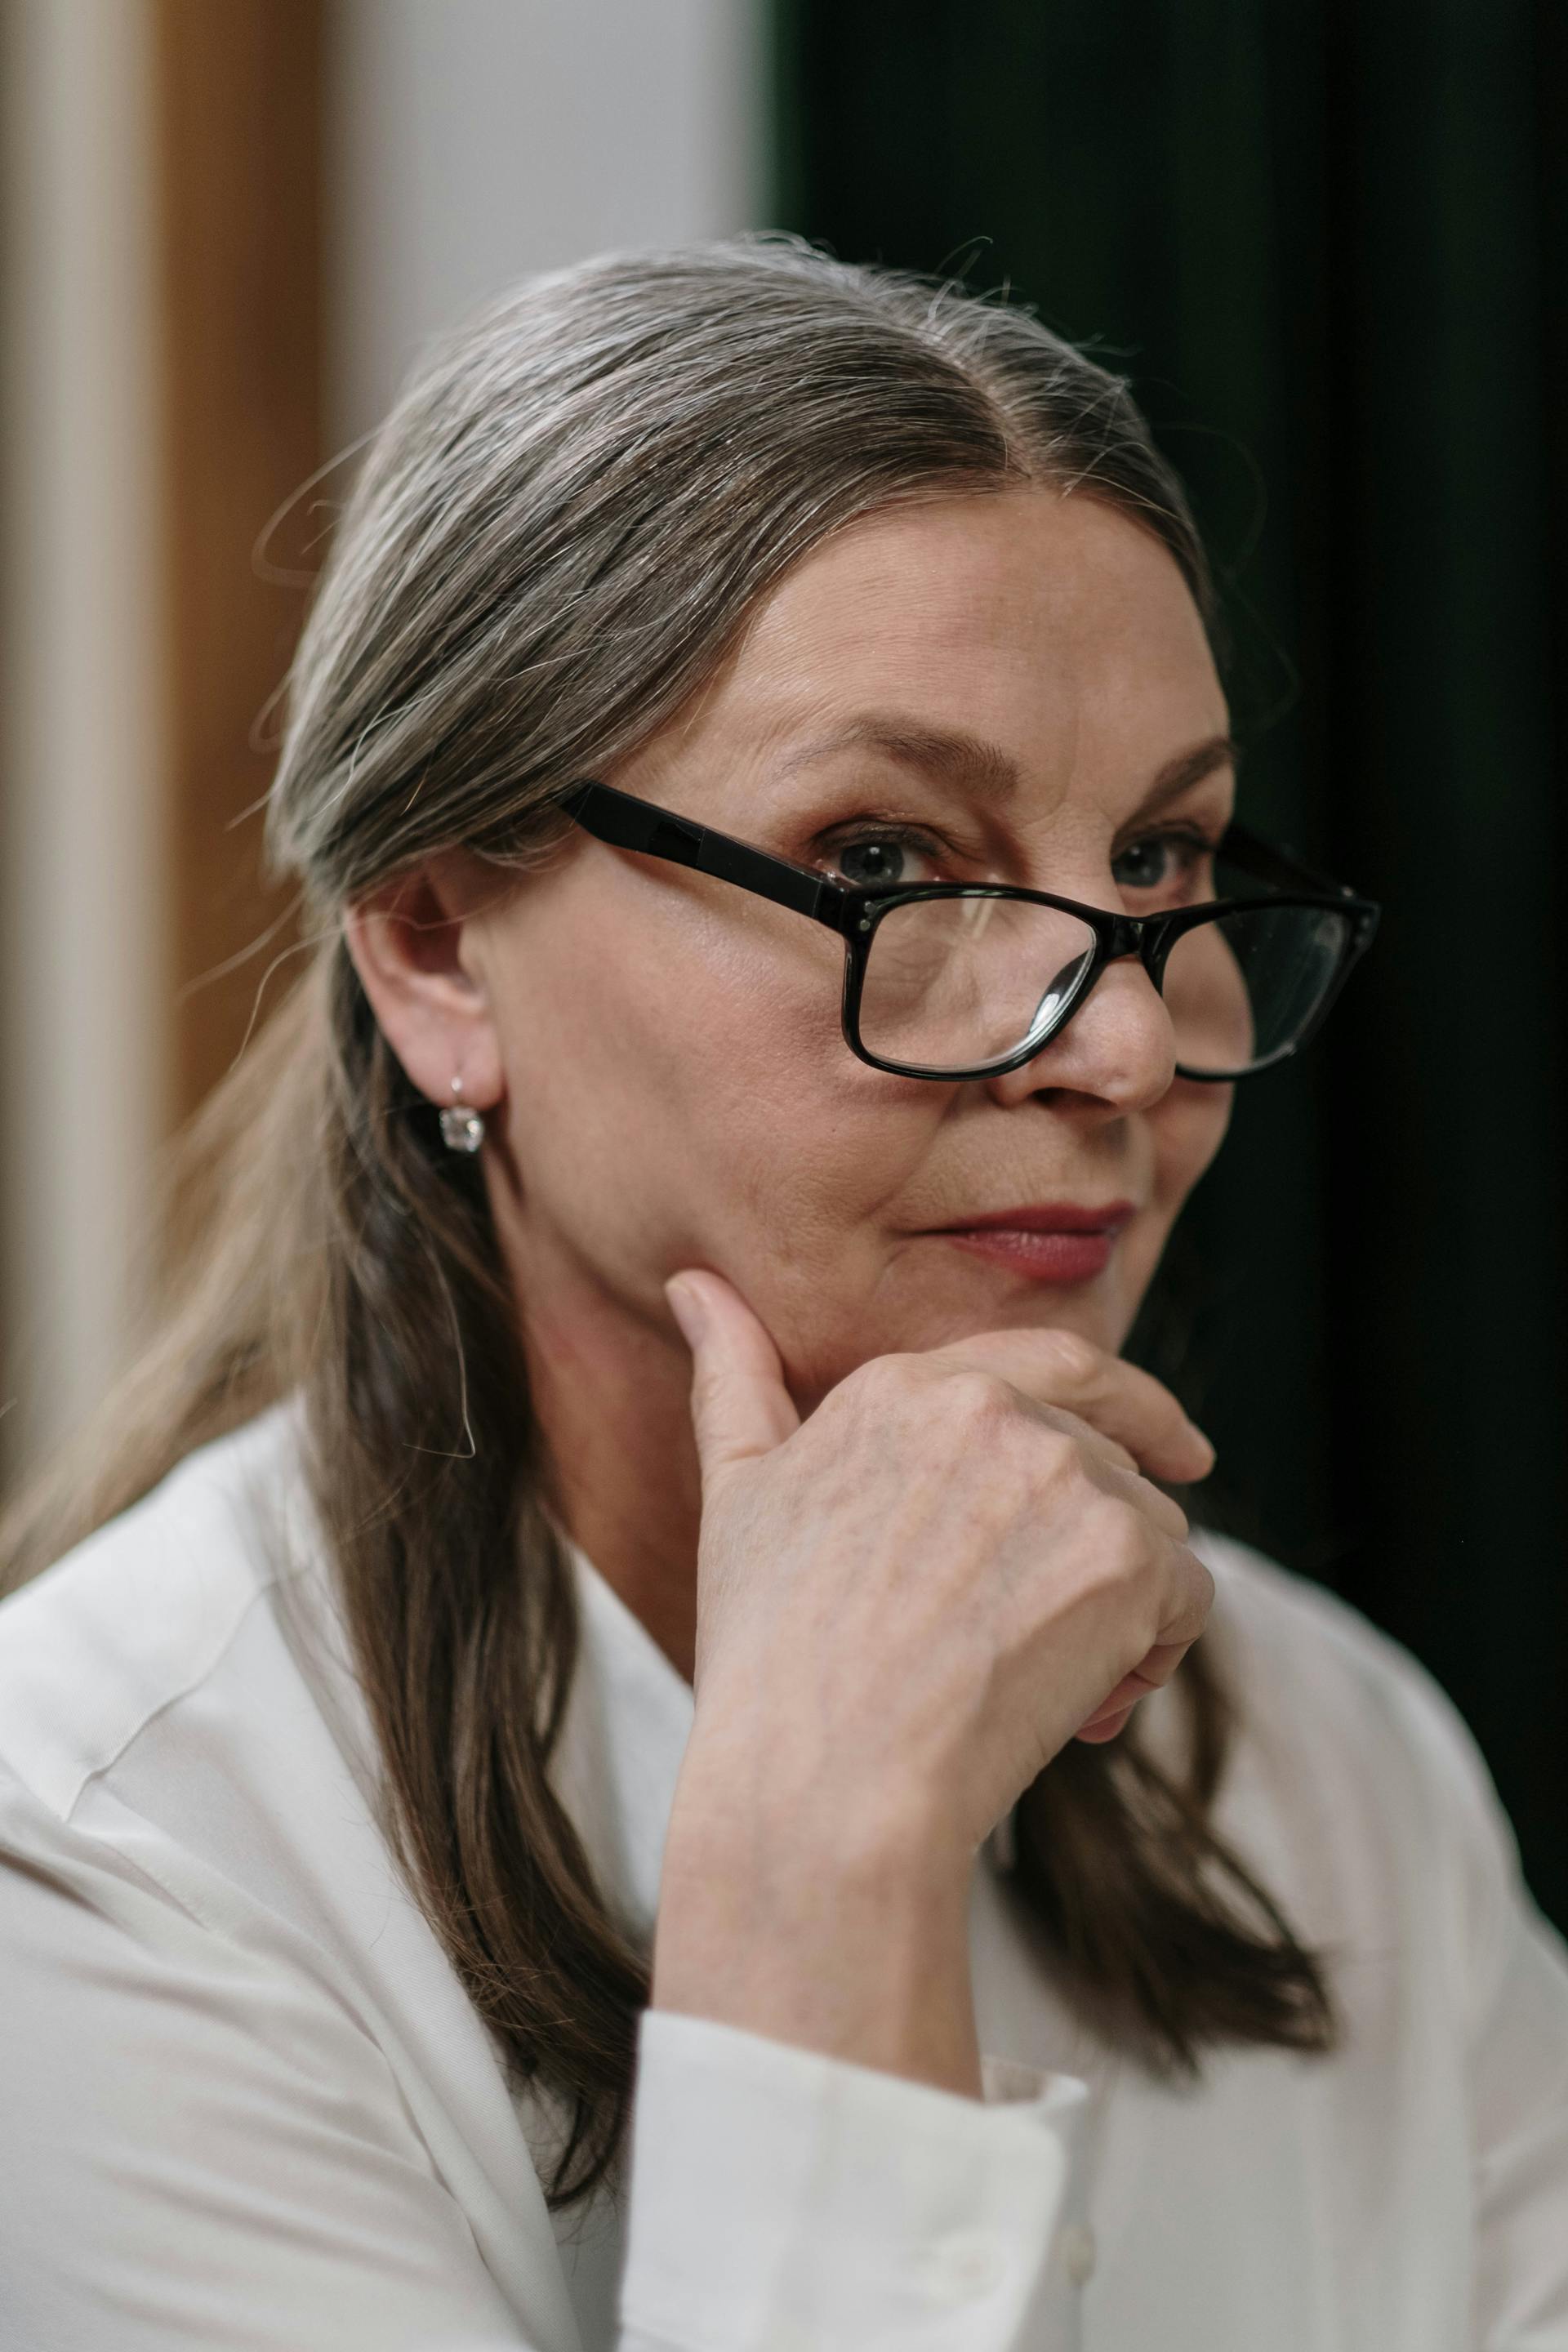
[349,486,1236,1679]
[773,712,1237,826]
[0,252,1344,2215]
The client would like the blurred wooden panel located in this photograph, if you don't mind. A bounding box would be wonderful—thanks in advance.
[154,0,323,1129]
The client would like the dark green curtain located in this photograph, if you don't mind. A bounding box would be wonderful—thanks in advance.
[772,0,1568,1929]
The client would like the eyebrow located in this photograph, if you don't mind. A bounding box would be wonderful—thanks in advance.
[773,715,1239,819]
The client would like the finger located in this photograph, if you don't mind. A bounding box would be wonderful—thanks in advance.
[665,1269,802,1486]
[1043,1405,1142,1483]
[1128,1636,1196,1690]
[1084,1638,1195,1724]
[944,1383,1187,1537]
[1075,1700,1138,1744]
[1075,1630,1201,1744]
[1088,1453,1193,1545]
[1157,1544,1216,1651]
[928,1326,1214,1484]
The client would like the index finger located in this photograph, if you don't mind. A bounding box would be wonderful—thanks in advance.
[924,1325,1215,1485]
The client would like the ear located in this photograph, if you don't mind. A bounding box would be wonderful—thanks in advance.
[342,851,506,1111]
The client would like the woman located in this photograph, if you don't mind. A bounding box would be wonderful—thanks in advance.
[0,239,1562,2352]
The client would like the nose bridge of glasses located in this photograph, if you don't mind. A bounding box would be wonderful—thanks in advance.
[1020,912,1182,1087]
[1100,909,1149,964]
[1036,910,1188,1079]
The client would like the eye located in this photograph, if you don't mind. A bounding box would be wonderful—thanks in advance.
[822,824,947,889]
[1111,826,1218,904]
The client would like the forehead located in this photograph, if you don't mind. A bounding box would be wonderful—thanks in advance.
[670,487,1227,804]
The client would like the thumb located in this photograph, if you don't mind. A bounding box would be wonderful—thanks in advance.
[665,1269,800,1486]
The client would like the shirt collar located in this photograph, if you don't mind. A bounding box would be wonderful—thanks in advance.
[275,1396,696,1957]
[547,1532,696,1949]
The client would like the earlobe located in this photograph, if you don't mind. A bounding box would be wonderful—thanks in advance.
[341,865,503,1116]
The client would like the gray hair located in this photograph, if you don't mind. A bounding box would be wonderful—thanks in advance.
[265,234,1211,918]
[3,242,1333,2221]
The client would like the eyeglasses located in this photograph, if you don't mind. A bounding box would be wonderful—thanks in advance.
[559,777,1380,1083]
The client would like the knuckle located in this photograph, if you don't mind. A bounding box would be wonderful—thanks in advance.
[1160,1489,1192,1541]
[835,1352,923,1414]
[1028,1419,1090,1486]
[1090,1493,1162,1584]
[1147,1550,1214,1652]
[941,1365,1022,1430]
[1035,1325,1101,1389]
[1088,1436,1142,1483]
[1179,1549,1218,1624]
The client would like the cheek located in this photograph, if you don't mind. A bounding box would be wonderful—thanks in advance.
[1107,1082,1231,1341]
[490,883,934,1299]
[1133,1082,1232,1306]
[1152,1079,1234,1209]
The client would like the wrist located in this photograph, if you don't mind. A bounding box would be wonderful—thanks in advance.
[664,1729,971,1904]
[654,1753,981,2096]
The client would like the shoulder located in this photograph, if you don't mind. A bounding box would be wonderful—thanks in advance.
[1183,1528,1542,2023]
[0,1396,313,1820]
[0,1390,409,2060]
[1194,1525,1495,1795]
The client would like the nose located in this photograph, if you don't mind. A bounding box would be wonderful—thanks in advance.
[982,950,1178,1111]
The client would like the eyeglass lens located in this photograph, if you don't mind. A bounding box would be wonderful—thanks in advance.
[856,895,1353,1078]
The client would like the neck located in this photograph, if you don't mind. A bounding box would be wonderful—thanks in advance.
[506,1223,704,1686]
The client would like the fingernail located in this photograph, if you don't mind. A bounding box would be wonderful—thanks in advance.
[664,1276,708,1347]
[1184,1423,1217,1475]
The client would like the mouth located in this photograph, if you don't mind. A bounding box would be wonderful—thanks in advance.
[924,1201,1138,1285]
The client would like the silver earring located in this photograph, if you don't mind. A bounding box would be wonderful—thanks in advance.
[439,1074,485,1153]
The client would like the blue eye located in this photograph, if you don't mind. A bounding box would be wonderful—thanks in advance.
[831,828,940,888]
[1111,829,1216,901]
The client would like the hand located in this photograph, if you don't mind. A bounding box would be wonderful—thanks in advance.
[663,1269,1215,1864]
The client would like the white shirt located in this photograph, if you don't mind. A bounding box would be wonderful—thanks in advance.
[0,1395,1563,2351]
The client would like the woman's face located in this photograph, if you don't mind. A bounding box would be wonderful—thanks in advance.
[454,488,1235,1417]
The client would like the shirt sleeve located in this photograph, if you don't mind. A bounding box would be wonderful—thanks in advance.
[0,1762,537,2352]
[1,1759,1093,2352]
[1470,1900,1568,2349]
[1439,1713,1568,2345]
[1381,1658,1568,2346]
[620,2007,1093,2351]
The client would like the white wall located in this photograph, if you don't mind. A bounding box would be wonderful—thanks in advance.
[329,0,768,443]
[0,0,169,1479]
[0,0,768,1482]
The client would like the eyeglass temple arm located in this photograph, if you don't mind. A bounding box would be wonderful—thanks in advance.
[562,783,1375,940]
[1223,820,1364,902]
[560,778,850,926]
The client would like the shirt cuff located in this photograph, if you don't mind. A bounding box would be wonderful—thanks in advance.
[620,2007,1092,2351]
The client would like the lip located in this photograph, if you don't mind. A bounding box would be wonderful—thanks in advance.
[927,1200,1138,1285]
[936,1203,1138,1235]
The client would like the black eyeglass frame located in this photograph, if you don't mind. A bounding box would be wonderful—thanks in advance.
[559,777,1381,1083]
